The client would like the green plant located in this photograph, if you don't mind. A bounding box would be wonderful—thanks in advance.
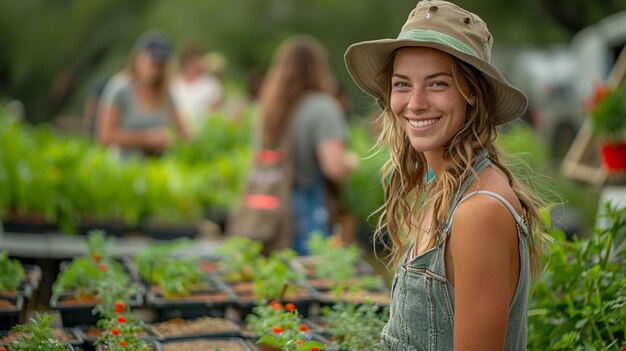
[95,312,148,351]
[247,301,324,351]
[217,237,263,281]
[0,250,25,295]
[134,238,191,284]
[528,202,625,350]
[588,83,626,141]
[321,301,388,351]
[254,249,305,301]
[133,239,205,298]
[8,313,67,351]
[53,232,129,298]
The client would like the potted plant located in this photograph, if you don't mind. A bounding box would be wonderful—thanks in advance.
[2,313,75,351]
[136,241,234,321]
[319,301,389,351]
[246,301,325,351]
[51,232,137,327]
[587,83,626,171]
[231,249,313,319]
[0,251,25,330]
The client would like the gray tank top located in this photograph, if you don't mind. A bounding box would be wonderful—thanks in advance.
[380,150,530,350]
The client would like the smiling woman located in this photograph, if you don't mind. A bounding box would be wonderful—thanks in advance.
[344,1,550,350]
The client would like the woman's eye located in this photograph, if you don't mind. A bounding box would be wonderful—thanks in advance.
[430,81,448,88]
[392,81,409,88]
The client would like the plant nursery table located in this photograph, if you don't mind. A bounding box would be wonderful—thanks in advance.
[0,232,222,259]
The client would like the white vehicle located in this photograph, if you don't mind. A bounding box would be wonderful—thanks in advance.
[499,10,626,159]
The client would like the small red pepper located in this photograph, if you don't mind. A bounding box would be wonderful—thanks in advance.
[116,315,126,323]
[111,327,119,335]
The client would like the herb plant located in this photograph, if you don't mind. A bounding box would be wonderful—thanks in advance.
[8,313,67,351]
[247,301,324,351]
[217,237,262,281]
[321,301,388,351]
[528,202,625,349]
[0,250,25,295]
[254,249,305,301]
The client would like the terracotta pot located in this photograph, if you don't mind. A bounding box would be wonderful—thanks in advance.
[600,142,626,171]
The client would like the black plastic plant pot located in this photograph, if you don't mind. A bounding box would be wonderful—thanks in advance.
[2,210,57,234]
[94,339,162,351]
[0,295,23,330]
[77,217,136,237]
[50,291,143,328]
[140,218,199,241]
[76,324,163,351]
[151,316,240,341]
[161,337,258,351]
[147,290,235,322]
[0,327,84,349]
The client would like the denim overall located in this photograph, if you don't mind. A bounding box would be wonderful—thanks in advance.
[292,173,330,255]
[380,151,530,350]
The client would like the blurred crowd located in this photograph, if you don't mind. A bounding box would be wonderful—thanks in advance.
[84,30,358,254]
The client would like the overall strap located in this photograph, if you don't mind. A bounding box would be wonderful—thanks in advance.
[441,150,491,237]
[454,191,529,236]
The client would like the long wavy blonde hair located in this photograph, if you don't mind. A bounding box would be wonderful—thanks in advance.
[371,50,548,279]
[258,35,330,146]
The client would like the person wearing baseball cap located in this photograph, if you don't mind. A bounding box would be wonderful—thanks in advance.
[345,1,548,349]
[98,30,189,158]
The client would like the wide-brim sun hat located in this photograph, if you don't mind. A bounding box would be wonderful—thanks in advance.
[345,0,528,125]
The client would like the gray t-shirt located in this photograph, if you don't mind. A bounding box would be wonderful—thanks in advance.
[106,79,173,130]
[290,92,348,187]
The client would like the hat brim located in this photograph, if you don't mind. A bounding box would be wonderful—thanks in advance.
[345,38,528,125]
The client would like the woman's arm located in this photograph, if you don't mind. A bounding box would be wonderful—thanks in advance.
[170,109,191,140]
[97,104,169,151]
[317,139,358,183]
[448,194,520,351]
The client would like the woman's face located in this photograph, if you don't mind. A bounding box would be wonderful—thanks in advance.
[390,47,472,156]
[134,51,165,85]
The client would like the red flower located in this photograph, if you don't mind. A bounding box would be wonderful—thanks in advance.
[116,315,126,323]
[111,327,119,335]
[271,325,284,333]
[285,302,296,312]
[119,340,126,346]
[299,324,308,332]
[91,252,100,262]
[98,263,107,272]
[115,301,125,313]
[269,300,282,310]
[296,340,302,346]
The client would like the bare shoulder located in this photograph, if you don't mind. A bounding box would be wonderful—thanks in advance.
[448,167,521,255]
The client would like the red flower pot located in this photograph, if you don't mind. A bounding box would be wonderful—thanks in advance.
[600,142,626,171]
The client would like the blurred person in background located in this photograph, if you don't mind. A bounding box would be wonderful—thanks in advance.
[259,34,358,255]
[97,30,189,157]
[171,45,225,135]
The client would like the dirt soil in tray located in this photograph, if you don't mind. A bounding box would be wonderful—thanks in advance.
[0,329,76,344]
[152,317,239,338]
[0,299,15,308]
[163,339,248,351]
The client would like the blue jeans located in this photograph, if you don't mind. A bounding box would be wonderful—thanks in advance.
[292,176,330,255]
